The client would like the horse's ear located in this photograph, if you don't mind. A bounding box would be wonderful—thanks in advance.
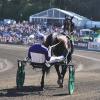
[71,16,74,20]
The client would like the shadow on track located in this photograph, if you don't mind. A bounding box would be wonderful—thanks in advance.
[0,85,69,97]
[0,86,44,97]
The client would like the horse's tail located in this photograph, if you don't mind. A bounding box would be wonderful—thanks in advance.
[46,67,50,75]
[44,65,51,75]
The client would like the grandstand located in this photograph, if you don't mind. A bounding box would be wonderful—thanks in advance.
[29,8,90,28]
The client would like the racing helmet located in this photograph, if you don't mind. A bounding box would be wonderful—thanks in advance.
[34,33,45,44]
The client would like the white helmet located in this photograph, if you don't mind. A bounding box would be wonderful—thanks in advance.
[28,34,35,45]
[34,33,45,44]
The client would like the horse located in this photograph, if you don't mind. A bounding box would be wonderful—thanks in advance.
[44,32,74,87]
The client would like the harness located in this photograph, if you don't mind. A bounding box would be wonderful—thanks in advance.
[46,34,73,65]
[50,41,61,49]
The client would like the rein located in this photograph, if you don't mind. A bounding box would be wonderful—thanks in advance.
[50,41,61,48]
[48,41,61,57]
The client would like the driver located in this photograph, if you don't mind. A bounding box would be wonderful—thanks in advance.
[28,34,50,63]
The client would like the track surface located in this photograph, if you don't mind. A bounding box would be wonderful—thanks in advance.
[0,44,100,100]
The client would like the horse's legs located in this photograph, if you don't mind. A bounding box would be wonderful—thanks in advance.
[55,65,61,79]
[61,65,67,82]
[55,65,63,87]
[41,66,46,90]
[61,52,72,83]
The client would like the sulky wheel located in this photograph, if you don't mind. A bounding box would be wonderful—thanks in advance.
[16,60,25,89]
[68,65,75,95]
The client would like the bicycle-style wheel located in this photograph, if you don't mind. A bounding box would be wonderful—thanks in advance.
[68,65,75,95]
[16,60,25,88]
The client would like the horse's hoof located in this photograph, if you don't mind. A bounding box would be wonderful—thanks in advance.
[59,84,63,88]
[57,81,63,88]
[57,79,63,88]
[57,80,60,85]
[40,86,44,91]
[40,88,44,91]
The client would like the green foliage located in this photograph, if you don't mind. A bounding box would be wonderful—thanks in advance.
[0,0,100,21]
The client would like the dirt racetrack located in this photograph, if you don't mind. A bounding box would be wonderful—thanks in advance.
[0,44,100,100]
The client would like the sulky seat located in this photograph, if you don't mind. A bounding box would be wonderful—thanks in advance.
[30,52,47,68]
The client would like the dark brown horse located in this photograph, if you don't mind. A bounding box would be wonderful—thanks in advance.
[44,32,74,87]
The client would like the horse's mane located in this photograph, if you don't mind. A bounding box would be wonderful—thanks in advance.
[44,34,53,47]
